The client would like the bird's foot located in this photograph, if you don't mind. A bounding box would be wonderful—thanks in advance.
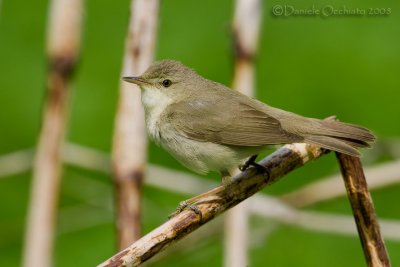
[168,200,203,222]
[239,154,270,181]
[167,186,225,222]
[239,155,258,172]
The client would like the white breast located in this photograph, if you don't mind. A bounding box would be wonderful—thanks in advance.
[141,87,173,143]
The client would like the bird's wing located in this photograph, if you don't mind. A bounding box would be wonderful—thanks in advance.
[164,98,301,146]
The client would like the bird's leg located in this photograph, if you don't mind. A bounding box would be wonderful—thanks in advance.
[168,186,224,221]
[239,154,270,180]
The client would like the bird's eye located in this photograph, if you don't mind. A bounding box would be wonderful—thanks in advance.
[162,79,172,88]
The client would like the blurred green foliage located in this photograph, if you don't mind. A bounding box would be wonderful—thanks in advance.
[0,0,399,266]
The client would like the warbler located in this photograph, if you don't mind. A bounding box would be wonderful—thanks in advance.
[123,60,375,185]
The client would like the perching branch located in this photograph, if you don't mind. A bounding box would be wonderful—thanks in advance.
[97,143,326,267]
[22,1,83,267]
[336,153,391,267]
[2,144,400,241]
[112,0,159,249]
[59,146,400,243]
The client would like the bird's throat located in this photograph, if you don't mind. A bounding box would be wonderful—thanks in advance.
[141,87,173,142]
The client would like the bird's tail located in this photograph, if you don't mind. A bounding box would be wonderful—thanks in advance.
[303,119,376,157]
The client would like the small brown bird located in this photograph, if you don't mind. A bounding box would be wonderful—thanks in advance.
[123,60,375,185]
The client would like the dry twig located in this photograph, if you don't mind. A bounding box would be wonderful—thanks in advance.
[2,145,400,242]
[336,153,391,267]
[51,166,400,243]
[22,0,83,266]
[112,0,159,249]
[98,143,326,267]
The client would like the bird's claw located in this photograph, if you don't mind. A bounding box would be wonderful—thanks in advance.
[188,204,202,222]
[239,154,258,172]
[238,162,250,172]
[239,155,270,182]
[168,200,203,222]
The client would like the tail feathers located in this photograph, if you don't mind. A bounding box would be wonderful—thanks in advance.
[319,120,375,143]
[303,119,376,157]
[305,135,361,156]
[335,136,371,148]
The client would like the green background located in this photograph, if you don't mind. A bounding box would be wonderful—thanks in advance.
[0,0,399,266]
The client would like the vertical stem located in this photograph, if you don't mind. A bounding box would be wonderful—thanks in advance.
[22,0,82,267]
[336,153,391,267]
[112,0,159,250]
[225,0,262,266]
[225,202,249,267]
[231,0,262,97]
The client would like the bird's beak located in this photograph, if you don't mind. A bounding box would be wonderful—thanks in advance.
[122,76,149,86]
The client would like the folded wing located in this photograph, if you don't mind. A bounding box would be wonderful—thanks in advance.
[164,99,302,147]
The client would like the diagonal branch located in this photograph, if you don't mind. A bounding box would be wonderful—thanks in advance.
[97,143,326,267]
[336,153,391,267]
[3,144,400,244]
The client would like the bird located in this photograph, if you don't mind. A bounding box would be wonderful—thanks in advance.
[122,60,375,186]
